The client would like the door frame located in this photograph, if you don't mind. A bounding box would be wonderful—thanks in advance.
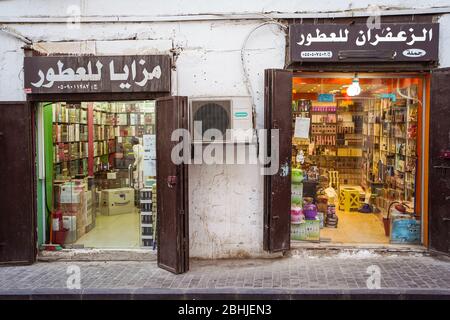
[27,92,169,252]
[273,68,431,247]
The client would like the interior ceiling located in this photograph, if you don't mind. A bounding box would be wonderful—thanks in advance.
[292,77,387,94]
[292,83,386,94]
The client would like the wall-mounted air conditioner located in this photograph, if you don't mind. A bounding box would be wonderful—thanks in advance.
[190,97,254,143]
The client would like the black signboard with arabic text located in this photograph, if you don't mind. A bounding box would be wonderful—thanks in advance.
[289,23,439,63]
[24,55,171,94]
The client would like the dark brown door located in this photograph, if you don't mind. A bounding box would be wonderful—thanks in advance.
[0,102,36,265]
[156,96,189,273]
[263,69,292,252]
[429,68,450,255]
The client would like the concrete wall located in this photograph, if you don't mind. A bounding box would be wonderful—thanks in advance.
[1,0,450,258]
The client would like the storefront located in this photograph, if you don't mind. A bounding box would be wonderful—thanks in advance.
[1,5,450,275]
[0,54,189,273]
[262,19,449,255]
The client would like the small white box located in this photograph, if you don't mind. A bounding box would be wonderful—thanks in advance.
[59,188,82,204]
[107,172,117,180]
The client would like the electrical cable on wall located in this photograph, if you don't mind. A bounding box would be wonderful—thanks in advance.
[240,20,287,155]
[0,24,32,44]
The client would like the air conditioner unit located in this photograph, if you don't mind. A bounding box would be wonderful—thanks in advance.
[190,97,253,143]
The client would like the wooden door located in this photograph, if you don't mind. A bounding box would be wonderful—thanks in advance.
[263,69,293,252]
[0,102,36,265]
[429,68,450,255]
[156,96,189,273]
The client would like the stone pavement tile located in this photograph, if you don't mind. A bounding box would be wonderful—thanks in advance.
[0,254,449,295]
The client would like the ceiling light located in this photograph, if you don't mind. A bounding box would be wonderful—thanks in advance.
[346,73,361,97]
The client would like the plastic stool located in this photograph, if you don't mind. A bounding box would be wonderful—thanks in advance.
[339,187,360,212]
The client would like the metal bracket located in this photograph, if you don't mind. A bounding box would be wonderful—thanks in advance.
[167,175,177,188]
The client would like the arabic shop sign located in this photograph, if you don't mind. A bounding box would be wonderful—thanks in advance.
[24,55,171,94]
[289,23,439,63]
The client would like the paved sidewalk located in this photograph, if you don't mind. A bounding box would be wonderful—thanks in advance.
[1,250,450,299]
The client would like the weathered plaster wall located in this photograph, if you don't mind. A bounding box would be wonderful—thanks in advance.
[0,17,285,258]
[1,1,450,258]
[1,0,450,17]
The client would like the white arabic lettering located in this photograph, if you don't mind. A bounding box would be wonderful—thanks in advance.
[297,28,349,46]
[31,59,162,90]
[296,26,434,48]
[31,60,103,88]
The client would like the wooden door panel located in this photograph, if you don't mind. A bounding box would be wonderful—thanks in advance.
[0,102,36,265]
[429,68,450,255]
[156,96,189,273]
[263,69,293,252]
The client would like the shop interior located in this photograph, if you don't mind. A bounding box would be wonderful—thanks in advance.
[39,100,157,249]
[290,74,423,245]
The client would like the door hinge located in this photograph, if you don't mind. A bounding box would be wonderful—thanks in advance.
[179,209,185,215]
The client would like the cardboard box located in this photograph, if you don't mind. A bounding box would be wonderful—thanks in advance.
[62,216,77,244]
[100,187,135,216]
[57,180,88,204]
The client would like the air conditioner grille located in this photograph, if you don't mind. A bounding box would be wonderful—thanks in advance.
[192,101,231,139]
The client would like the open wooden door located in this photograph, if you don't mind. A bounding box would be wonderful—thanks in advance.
[429,68,450,255]
[263,69,292,252]
[0,102,36,265]
[156,96,189,273]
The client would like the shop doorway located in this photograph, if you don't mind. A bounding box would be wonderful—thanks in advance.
[37,100,158,249]
[263,69,426,249]
[35,96,190,273]
[291,73,424,245]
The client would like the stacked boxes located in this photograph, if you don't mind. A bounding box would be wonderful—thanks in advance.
[140,188,153,248]
[84,190,94,233]
[56,180,89,244]
[152,184,157,247]
[115,137,135,169]
[94,170,129,190]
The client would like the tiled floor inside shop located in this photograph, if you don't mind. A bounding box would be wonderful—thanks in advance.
[74,209,388,248]
[75,211,140,248]
[320,210,388,244]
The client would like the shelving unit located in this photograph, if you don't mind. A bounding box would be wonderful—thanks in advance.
[292,99,311,168]
[291,86,419,215]
[292,98,365,185]
[52,101,156,178]
[140,188,154,248]
[374,84,419,215]
[52,102,89,179]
